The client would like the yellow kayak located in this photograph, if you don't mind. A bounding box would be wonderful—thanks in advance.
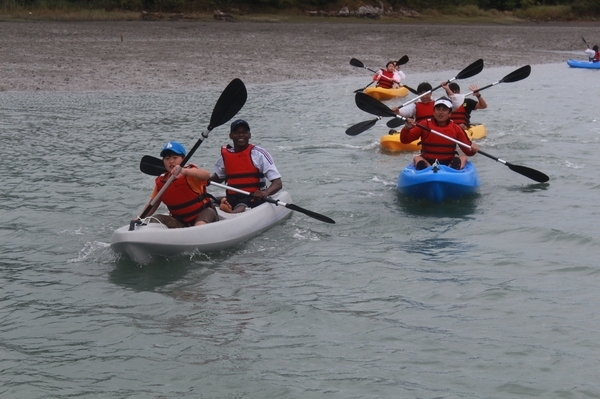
[363,86,409,101]
[380,124,487,152]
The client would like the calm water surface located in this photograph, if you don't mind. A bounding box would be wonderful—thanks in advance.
[1,62,600,398]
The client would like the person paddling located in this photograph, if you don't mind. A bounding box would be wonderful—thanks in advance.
[211,119,282,214]
[391,81,463,122]
[588,45,600,62]
[400,97,479,170]
[443,82,487,130]
[373,61,403,89]
[145,141,217,228]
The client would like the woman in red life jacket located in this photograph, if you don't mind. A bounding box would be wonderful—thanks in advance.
[373,61,402,89]
[211,119,282,214]
[400,97,479,170]
[146,141,217,229]
[444,82,487,130]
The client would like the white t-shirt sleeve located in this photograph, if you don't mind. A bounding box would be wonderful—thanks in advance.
[251,146,281,182]
[398,103,416,118]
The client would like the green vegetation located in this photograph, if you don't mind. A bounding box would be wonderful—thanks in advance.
[1,0,598,21]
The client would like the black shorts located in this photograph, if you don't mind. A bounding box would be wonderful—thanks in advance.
[226,193,265,210]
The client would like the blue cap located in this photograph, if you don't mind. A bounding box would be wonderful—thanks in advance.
[230,119,250,133]
[160,141,186,157]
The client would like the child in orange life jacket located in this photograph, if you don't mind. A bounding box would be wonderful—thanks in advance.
[400,97,480,170]
[373,61,403,89]
[146,141,217,229]
[211,119,282,214]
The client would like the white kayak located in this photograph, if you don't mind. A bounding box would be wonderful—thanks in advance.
[110,191,293,264]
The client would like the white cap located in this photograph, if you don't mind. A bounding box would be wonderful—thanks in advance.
[434,97,453,109]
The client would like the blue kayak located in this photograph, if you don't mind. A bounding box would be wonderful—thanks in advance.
[567,59,600,69]
[397,161,480,203]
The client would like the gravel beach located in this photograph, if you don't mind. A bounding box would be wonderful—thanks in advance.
[1,20,598,92]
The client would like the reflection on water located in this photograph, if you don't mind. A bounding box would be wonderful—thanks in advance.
[395,191,480,218]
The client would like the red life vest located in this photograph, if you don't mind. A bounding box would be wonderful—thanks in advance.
[594,51,600,62]
[419,119,474,163]
[376,70,394,89]
[415,101,434,122]
[221,144,265,195]
[450,102,468,125]
[155,165,212,224]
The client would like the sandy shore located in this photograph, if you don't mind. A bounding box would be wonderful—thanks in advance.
[0,20,597,92]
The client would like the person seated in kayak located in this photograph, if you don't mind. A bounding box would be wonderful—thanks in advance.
[372,61,402,89]
[211,119,282,214]
[392,82,462,123]
[400,97,479,170]
[146,141,217,228]
[592,45,600,62]
[443,82,487,130]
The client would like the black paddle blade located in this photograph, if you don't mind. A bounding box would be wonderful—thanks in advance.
[140,155,166,176]
[386,118,405,128]
[346,118,380,136]
[209,78,247,130]
[456,58,484,80]
[477,150,549,183]
[350,58,365,68]
[284,203,336,224]
[402,85,419,95]
[355,92,397,118]
[501,65,531,83]
[506,163,549,183]
[396,55,409,66]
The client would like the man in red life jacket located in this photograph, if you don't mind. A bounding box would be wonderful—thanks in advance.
[146,141,217,228]
[400,97,479,170]
[211,119,282,214]
[444,82,487,130]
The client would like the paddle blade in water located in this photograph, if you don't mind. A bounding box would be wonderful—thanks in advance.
[284,203,336,224]
[209,78,247,129]
[507,163,549,183]
[346,118,379,136]
[501,65,531,83]
[355,92,396,117]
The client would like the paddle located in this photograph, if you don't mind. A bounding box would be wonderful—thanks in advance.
[209,182,336,224]
[582,36,590,48]
[139,155,335,224]
[350,56,416,94]
[348,59,484,133]
[130,78,248,230]
[385,64,531,129]
[353,93,550,183]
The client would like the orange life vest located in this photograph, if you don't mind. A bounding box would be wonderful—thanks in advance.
[450,102,468,125]
[155,165,212,224]
[418,120,474,163]
[376,70,394,89]
[415,101,435,122]
[221,144,265,195]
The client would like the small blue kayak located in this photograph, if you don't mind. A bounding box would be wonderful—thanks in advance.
[567,59,600,69]
[397,161,480,203]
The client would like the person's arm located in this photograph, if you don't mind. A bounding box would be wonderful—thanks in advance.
[177,165,211,181]
[469,84,487,110]
[394,103,415,118]
[399,118,421,143]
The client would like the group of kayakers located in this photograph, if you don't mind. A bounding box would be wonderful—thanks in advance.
[145,119,282,228]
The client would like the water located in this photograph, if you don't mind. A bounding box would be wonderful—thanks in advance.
[2,62,600,398]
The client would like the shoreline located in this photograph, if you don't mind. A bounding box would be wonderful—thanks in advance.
[0,20,597,92]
